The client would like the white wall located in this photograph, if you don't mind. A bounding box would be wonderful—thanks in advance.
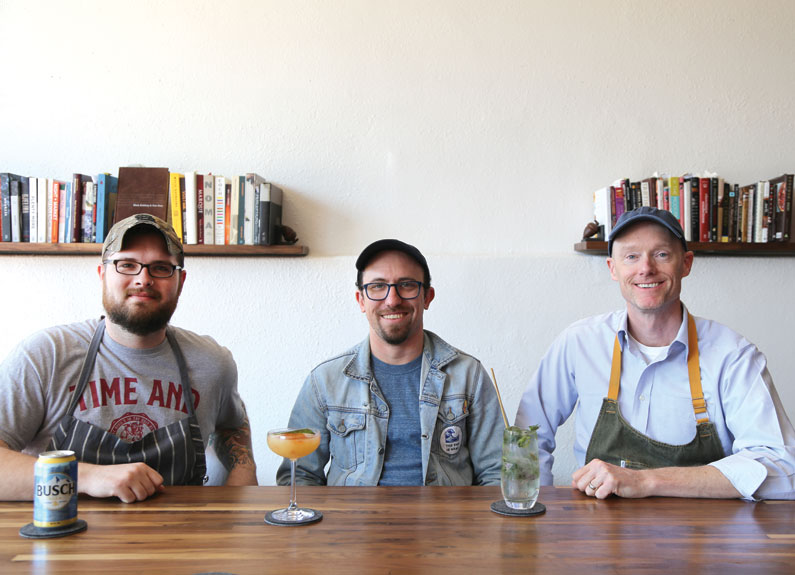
[1,0,793,485]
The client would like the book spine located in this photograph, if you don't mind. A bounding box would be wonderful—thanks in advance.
[169,172,184,242]
[785,174,793,242]
[50,181,60,242]
[37,178,48,243]
[229,177,239,245]
[10,178,21,242]
[70,174,84,243]
[180,175,187,244]
[688,177,699,243]
[729,184,736,242]
[20,176,31,242]
[668,177,680,223]
[214,176,226,245]
[96,174,108,243]
[196,174,204,245]
[237,175,245,244]
[28,177,37,243]
[203,175,214,245]
[59,182,69,243]
[1,174,12,242]
[699,178,710,242]
[224,181,231,244]
[185,172,198,245]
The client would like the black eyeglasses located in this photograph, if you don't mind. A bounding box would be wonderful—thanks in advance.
[103,259,183,278]
[361,281,424,301]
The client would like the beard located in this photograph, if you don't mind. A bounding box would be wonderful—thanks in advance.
[372,308,414,345]
[103,287,179,336]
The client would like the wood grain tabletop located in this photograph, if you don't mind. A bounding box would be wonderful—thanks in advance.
[1,486,792,574]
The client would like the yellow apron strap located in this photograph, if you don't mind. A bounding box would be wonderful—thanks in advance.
[687,313,709,424]
[608,335,621,401]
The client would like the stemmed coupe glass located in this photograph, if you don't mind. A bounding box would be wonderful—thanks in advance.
[266,428,321,524]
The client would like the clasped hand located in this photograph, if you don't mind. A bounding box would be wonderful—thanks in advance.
[572,458,648,499]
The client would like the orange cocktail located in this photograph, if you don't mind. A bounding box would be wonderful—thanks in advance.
[266,428,322,525]
[267,429,321,460]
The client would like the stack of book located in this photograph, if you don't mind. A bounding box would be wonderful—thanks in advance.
[0,168,284,246]
[593,173,793,243]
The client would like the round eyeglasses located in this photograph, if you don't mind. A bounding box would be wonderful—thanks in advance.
[103,259,183,278]
[361,281,423,301]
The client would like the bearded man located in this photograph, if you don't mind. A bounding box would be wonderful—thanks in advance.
[0,214,257,502]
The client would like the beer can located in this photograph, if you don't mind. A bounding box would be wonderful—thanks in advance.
[33,450,78,528]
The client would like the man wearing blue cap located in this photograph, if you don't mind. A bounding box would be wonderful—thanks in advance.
[279,239,503,486]
[516,207,795,500]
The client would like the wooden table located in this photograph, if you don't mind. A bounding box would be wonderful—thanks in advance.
[1,486,793,574]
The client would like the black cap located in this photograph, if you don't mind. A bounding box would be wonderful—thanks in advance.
[608,206,687,256]
[356,239,431,285]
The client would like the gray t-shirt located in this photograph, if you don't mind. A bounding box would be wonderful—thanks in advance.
[0,319,245,467]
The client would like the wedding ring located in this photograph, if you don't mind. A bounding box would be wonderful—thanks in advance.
[588,482,598,491]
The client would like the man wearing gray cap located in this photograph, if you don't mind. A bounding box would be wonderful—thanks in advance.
[278,239,503,486]
[516,206,795,500]
[0,213,257,502]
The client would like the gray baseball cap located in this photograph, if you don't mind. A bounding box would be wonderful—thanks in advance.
[102,213,184,266]
[608,206,687,256]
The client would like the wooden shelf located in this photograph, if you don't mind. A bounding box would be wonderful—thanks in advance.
[574,241,795,256]
[0,243,309,257]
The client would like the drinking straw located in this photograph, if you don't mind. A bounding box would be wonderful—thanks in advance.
[489,368,510,428]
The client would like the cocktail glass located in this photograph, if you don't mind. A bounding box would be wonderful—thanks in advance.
[267,428,321,523]
[501,426,540,510]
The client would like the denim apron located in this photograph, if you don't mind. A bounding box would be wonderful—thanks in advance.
[585,314,725,470]
[49,319,207,485]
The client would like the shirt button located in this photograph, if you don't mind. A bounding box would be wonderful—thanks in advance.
[378,447,385,455]
[338,424,346,432]
[639,394,647,402]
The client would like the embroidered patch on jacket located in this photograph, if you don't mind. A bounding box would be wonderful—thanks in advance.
[440,425,462,455]
[109,412,159,441]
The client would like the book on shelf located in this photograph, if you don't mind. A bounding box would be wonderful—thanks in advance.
[1,173,21,242]
[184,172,198,245]
[203,174,214,245]
[260,182,283,246]
[95,173,118,243]
[196,174,205,245]
[245,173,267,245]
[770,174,793,242]
[214,175,227,245]
[229,176,240,245]
[10,177,21,242]
[37,177,48,243]
[168,172,184,242]
[115,167,170,223]
[224,180,232,244]
[28,177,37,243]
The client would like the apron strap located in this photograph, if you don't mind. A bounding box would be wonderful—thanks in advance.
[686,313,709,424]
[608,335,621,401]
[66,319,106,415]
[165,328,197,418]
[608,312,708,423]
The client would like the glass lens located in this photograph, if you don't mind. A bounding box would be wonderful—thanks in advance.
[395,281,420,298]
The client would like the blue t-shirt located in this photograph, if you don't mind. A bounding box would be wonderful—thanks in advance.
[371,354,423,486]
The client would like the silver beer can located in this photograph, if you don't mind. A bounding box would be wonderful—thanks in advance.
[33,450,78,528]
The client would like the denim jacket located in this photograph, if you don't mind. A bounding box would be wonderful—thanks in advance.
[278,330,504,486]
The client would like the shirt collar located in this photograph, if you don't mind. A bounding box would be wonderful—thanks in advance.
[616,303,691,354]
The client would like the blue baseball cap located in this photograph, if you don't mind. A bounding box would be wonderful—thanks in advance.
[608,207,687,256]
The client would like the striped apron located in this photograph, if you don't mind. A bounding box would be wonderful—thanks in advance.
[49,319,207,485]
[585,314,725,470]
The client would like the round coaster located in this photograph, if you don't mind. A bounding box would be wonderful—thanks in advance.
[490,500,546,517]
[264,509,323,526]
[19,519,88,539]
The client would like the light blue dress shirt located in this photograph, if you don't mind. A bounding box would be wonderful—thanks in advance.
[515,305,795,500]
